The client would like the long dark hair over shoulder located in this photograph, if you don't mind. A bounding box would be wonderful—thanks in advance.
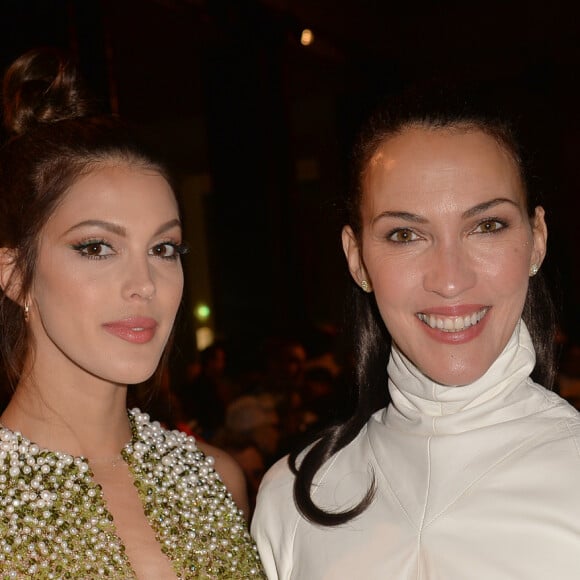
[289,88,558,527]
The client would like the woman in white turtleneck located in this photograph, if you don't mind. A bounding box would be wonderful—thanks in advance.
[251,97,580,579]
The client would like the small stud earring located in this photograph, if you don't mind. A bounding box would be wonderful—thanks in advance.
[361,280,371,293]
[529,264,539,277]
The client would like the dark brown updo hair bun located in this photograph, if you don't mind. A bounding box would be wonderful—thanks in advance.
[2,47,92,137]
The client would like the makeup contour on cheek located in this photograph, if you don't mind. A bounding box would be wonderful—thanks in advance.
[28,164,185,385]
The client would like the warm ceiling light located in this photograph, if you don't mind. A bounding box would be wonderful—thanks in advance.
[300,29,314,46]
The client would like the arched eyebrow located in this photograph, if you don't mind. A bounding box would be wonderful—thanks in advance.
[63,218,181,237]
[372,211,427,226]
[154,219,182,236]
[461,197,519,218]
[372,197,519,225]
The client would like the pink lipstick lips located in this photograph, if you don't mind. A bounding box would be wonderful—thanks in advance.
[102,317,158,344]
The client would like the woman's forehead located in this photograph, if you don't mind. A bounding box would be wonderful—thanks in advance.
[363,126,526,208]
[42,163,179,235]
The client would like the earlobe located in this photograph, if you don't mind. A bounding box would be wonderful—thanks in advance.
[341,226,370,290]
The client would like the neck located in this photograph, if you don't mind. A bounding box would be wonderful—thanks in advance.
[1,368,132,459]
[386,320,538,435]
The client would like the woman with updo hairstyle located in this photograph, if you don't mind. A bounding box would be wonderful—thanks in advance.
[252,90,580,579]
[0,48,265,578]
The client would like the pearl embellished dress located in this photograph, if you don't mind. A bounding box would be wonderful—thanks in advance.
[0,409,264,579]
[252,321,580,579]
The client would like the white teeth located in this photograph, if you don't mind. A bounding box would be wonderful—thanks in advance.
[417,308,488,333]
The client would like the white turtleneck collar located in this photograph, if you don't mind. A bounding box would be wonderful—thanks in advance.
[385,319,548,435]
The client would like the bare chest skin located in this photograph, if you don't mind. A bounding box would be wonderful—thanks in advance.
[90,462,178,580]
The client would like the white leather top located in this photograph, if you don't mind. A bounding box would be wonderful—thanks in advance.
[252,321,580,579]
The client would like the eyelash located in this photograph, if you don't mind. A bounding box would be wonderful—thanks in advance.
[472,218,508,234]
[71,239,189,261]
[386,218,509,244]
[386,228,420,244]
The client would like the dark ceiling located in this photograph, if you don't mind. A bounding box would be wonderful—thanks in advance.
[2,0,580,344]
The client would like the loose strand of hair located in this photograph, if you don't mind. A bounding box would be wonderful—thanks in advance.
[291,285,389,525]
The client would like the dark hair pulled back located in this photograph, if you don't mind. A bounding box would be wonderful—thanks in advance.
[0,48,167,389]
[290,87,557,527]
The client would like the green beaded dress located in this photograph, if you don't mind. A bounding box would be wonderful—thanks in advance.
[0,409,265,579]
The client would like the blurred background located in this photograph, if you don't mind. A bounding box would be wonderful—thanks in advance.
[3,0,580,508]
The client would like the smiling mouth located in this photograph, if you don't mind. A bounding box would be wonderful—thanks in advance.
[417,307,490,333]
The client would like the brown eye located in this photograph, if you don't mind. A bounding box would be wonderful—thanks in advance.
[150,243,178,259]
[475,220,505,234]
[72,241,114,259]
[388,228,419,243]
[85,243,104,255]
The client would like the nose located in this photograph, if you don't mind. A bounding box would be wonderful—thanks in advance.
[122,256,156,302]
[422,241,476,298]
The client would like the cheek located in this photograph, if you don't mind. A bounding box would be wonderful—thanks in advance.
[364,250,423,328]
[32,258,117,345]
[371,255,422,304]
[484,245,530,291]
[34,258,101,308]
[163,268,184,310]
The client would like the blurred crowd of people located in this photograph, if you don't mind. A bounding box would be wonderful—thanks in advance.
[3,323,580,515]
[129,327,353,513]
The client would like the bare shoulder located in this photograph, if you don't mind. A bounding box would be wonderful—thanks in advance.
[196,440,250,518]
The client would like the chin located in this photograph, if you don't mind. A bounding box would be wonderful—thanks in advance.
[428,366,489,387]
[420,355,491,387]
[101,364,160,386]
